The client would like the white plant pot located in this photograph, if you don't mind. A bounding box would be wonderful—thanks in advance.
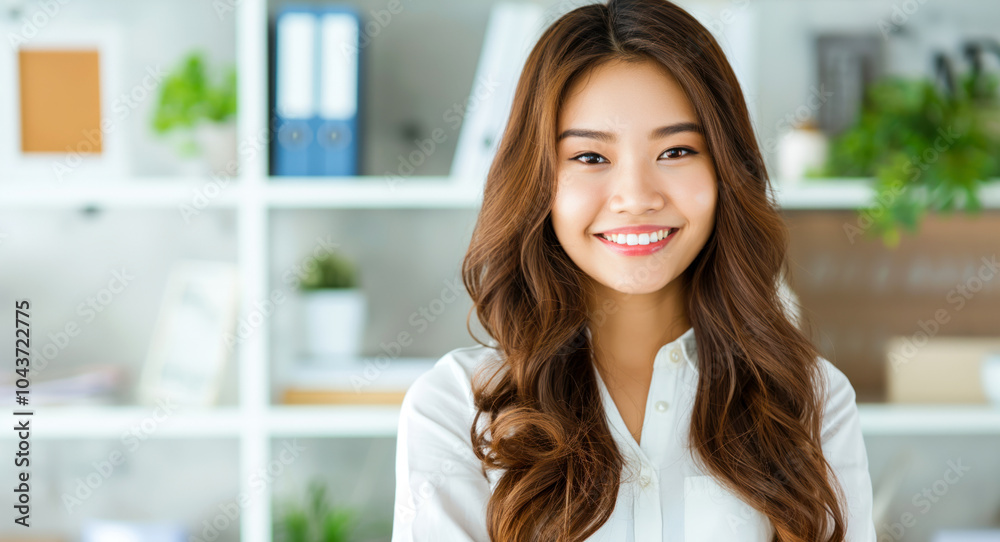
[194,120,239,177]
[301,288,367,360]
[159,130,207,176]
[777,128,828,184]
[982,352,1000,406]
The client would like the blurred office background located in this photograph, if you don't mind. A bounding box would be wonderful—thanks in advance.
[1,0,999,541]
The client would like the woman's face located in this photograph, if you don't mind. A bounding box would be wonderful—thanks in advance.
[552,58,717,295]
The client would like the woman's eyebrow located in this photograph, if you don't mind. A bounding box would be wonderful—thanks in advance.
[556,121,702,143]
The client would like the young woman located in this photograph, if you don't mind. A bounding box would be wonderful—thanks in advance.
[392,1,875,541]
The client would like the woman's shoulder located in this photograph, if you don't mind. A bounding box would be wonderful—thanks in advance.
[813,355,861,441]
[394,344,508,502]
[815,356,857,400]
[401,343,507,414]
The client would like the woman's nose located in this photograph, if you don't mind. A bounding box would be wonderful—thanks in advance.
[607,161,666,215]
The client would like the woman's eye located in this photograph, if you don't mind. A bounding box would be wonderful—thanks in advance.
[570,152,608,165]
[660,147,698,159]
[569,148,698,164]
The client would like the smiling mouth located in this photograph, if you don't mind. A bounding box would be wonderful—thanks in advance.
[595,227,678,246]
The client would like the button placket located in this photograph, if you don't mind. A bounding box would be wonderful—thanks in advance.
[641,345,675,462]
[632,463,662,540]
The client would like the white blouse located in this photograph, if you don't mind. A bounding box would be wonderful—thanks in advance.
[391,326,877,541]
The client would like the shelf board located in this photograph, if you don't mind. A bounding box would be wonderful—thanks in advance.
[266,403,1000,437]
[0,176,482,209]
[774,178,1000,209]
[0,405,398,439]
[4,176,999,210]
[0,178,243,209]
[264,176,482,208]
[265,405,401,437]
[4,406,245,439]
[774,178,873,209]
[857,403,1000,435]
[11,403,1000,439]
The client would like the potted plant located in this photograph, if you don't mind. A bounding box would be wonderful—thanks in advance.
[812,45,1000,247]
[274,479,357,542]
[151,50,238,177]
[299,250,367,360]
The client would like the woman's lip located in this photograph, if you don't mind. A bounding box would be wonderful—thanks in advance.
[593,228,678,256]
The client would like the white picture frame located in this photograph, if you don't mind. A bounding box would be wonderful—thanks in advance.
[137,260,241,408]
[0,21,127,182]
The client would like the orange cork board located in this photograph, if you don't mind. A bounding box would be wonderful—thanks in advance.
[18,49,102,154]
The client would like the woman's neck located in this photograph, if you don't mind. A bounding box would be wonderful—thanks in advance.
[586,279,690,375]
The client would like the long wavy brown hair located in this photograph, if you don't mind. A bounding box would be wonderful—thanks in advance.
[460,1,848,541]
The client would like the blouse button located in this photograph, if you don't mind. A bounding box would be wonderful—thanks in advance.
[670,348,682,363]
[654,400,668,413]
[640,474,652,488]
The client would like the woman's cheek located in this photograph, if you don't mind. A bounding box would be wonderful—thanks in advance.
[693,188,714,210]
[554,177,602,226]
[685,169,717,215]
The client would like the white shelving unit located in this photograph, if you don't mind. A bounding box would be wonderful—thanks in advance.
[0,405,399,440]
[4,1,1000,540]
[771,178,1000,210]
[4,176,1000,210]
[857,404,1000,435]
[6,403,1000,441]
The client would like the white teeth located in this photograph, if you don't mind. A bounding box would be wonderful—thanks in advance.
[600,228,674,244]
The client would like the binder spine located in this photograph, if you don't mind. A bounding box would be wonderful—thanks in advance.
[272,5,362,178]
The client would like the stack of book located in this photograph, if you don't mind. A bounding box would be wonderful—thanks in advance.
[1,363,127,406]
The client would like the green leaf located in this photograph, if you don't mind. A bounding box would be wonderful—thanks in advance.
[321,509,356,542]
[826,69,1000,247]
[151,50,237,135]
[299,252,359,290]
[274,479,358,542]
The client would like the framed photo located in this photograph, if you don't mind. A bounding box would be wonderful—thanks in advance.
[137,260,241,408]
[0,21,127,181]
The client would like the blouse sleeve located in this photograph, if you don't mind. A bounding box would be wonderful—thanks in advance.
[391,353,493,542]
[819,358,878,542]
